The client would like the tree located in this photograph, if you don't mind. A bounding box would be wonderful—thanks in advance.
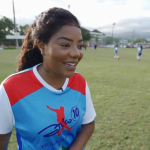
[19,24,29,35]
[105,39,111,45]
[134,38,148,43]
[81,27,91,41]
[105,37,113,44]
[105,37,120,45]
[0,16,14,40]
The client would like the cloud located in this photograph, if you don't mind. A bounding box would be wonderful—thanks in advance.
[97,17,150,39]
[111,0,129,5]
[0,0,68,25]
[1,0,150,35]
[116,17,150,32]
[141,0,150,10]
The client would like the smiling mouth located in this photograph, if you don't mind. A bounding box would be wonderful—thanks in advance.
[64,62,76,67]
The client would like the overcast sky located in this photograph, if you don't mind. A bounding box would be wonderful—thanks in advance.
[0,0,150,33]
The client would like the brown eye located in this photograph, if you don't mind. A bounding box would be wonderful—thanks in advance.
[60,44,70,48]
[78,45,83,50]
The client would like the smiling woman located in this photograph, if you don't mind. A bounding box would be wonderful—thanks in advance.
[0,7,96,150]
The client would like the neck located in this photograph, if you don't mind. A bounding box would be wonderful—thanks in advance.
[37,64,66,90]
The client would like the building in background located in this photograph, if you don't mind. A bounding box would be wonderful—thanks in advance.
[81,27,106,47]
[119,39,128,47]
[89,29,105,46]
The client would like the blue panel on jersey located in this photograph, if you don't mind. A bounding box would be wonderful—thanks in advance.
[16,131,22,150]
[12,87,86,150]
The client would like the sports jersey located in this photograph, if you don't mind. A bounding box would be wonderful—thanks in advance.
[0,64,96,150]
[114,47,118,53]
[138,47,143,54]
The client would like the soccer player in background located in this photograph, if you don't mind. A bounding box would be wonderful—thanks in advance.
[137,45,143,61]
[114,45,120,59]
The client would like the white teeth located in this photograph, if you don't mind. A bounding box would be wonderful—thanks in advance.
[66,63,75,66]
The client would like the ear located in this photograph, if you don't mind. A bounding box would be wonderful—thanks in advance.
[37,40,46,55]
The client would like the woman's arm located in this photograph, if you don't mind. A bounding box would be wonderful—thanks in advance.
[0,132,12,150]
[69,121,95,150]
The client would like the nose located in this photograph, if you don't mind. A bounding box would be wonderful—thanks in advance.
[69,46,81,58]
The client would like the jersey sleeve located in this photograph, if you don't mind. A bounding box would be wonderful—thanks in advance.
[0,83,14,134]
[82,82,96,124]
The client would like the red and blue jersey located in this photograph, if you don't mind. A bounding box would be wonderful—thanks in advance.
[0,64,96,150]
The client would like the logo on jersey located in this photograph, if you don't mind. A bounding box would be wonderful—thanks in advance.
[38,106,80,137]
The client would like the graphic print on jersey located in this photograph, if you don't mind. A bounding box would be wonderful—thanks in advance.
[47,105,72,136]
[38,105,80,137]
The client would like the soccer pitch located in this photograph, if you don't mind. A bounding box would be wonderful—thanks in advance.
[0,48,150,150]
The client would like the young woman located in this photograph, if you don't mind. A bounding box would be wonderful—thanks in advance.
[114,45,120,59]
[137,45,143,61]
[0,7,96,150]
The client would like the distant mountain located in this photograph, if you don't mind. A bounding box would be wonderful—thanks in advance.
[104,32,150,40]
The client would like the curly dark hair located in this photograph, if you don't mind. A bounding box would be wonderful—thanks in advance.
[16,7,80,72]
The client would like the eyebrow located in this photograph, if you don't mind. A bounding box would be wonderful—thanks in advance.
[56,37,83,43]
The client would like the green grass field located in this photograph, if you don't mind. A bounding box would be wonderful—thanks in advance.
[0,48,150,150]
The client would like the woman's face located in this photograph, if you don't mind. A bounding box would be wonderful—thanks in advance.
[42,25,83,78]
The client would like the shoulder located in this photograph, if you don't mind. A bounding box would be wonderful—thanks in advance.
[67,73,86,95]
[68,72,86,85]
[70,72,85,81]
[1,67,43,106]
[2,68,33,88]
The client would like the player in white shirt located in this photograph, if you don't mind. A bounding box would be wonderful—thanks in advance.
[114,45,120,59]
[137,45,143,61]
